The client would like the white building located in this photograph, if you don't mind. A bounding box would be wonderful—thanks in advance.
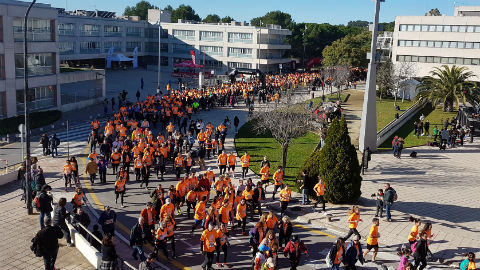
[392,6,480,78]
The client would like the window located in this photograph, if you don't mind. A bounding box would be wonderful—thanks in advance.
[411,56,418,62]
[459,26,466,32]
[466,42,473,49]
[449,42,457,48]
[452,25,459,32]
[444,25,452,32]
[433,57,441,63]
[200,31,223,41]
[144,42,158,53]
[420,41,427,47]
[104,41,122,53]
[58,23,75,36]
[173,29,195,40]
[204,60,222,68]
[436,25,443,32]
[407,25,414,31]
[426,57,433,63]
[16,86,55,113]
[442,41,449,48]
[448,57,455,64]
[421,25,428,32]
[13,18,53,41]
[160,28,168,38]
[472,59,480,65]
[161,43,168,53]
[441,57,449,64]
[467,26,475,33]
[104,25,122,37]
[228,47,252,57]
[59,42,75,55]
[0,55,4,80]
[458,42,465,49]
[474,43,480,49]
[428,25,436,32]
[172,43,194,53]
[427,41,434,48]
[404,55,412,62]
[15,53,54,77]
[475,26,480,33]
[412,40,420,47]
[434,41,442,48]
[228,62,251,69]
[0,16,3,42]
[80,24,100,36]
[200,46,223,56]
[0,92,5,117]
[160,56,168,66]
[80,41,101,54]
[126,27,142,37]
[228,32,253,43]
[126,41,141,52]
[464,58,472,65]
[419,56,426,63]
[414,25,421,32]
[398,40,406,47]
[144,28,158,39]
[456,58,464,65]
[405,40,413,47]
[399,25,407,31]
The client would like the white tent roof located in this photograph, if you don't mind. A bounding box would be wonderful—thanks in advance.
[110,54,133,62]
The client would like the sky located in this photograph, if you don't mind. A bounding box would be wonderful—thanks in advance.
[39,0,480,25]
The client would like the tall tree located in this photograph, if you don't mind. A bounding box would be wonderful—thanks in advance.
[347,20,369,28]
[202,14,220,23]
[322,31,371,68]
[376,60,395,100]
[425,8,441,16]
[416,65,479,111]
[123,1,158,20]
[221,16,235,23]
[170,4,201,22]
[251,11,294,29]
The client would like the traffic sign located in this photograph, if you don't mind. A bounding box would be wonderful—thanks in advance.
[18,124,25,133]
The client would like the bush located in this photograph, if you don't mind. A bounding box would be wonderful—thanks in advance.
[301,116,362,204]
[0,110,62,135]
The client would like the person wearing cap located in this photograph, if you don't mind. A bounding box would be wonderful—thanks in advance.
[99,206,116,236]
[344,235,364,270]
[283,235,308,270]
[138,253,157,270]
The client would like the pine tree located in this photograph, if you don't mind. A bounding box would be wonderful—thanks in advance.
[319,116,362,203]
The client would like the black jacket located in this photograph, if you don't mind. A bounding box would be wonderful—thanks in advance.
[414,238,428,259]
[34,174,46,192]
[130,223,151,246]
[53,206,70,227]
[38,191,53,212]
[253,186,265,202]
[101,244,118,261]
[278,220,293,240]
[73,212,91,228]
[328,243,345,266]
[36,225,63,257]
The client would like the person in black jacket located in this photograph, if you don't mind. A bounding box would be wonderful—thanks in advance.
[72,206,91,238]
[34,168,46,195]
[414,232,429,270]
[40,134,49,156]
[233,116,240,133]
[252,181,265,216]
[328,238,346,270]
[278,215,293,248]
[99,234,118,270]
[98,206,116,236]
[53,197,73,246]
[38,184,53,229]
[130,217,150,261]
[34,219,63,270]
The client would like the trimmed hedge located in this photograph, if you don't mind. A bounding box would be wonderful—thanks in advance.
[0,110,62,135]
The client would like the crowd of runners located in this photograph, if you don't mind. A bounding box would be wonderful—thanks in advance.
[28,71,477,270]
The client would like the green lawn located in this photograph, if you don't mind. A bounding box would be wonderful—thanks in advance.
[379,103,458,149]
[377,98,415,132]
[235,120,320,192]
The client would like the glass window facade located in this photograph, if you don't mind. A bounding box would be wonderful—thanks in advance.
[397,55,480,66]
[15,53,54,78]
[200,45,223,56]
[200,31,223,42]
[397,40,480,49]
[80,41,102,54]
[16,86,55,113]
[399,24,480,33]
[126,41,142,52]
[59,42,75,55]
[228,47,252,58]
[80,24,100,36]
[58,23,75,36]
[228,32,253,43]
[13,18,53,41]
[228,62,252,69]
[104,41,123,52]
[126,27,142,37]
[173,30,195,40]
[104,25,123,37]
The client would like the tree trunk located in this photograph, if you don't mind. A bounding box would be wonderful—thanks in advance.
[402,88,406,103]
[281,144,288,170]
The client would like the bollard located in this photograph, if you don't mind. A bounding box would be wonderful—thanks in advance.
[6,134,9,143]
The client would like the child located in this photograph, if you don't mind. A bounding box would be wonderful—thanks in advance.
[344,205,362,240]
[460,252,476,270]
[374,189,384,218]
[364,218,380,262]
[397,247,412,270]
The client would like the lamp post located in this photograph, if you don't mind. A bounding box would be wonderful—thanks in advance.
[257,20,262,71]
[24,0,37,215]
[303,25,307,70]
[157,17,162,90]
[359,0,384,153]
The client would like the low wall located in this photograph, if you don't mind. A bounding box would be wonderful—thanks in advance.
[376,99,426,147]
[66,222,101,269]
[60,97,104,113]
[0,171,17,186]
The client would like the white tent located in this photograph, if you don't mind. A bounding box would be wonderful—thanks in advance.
[110,54,133,62]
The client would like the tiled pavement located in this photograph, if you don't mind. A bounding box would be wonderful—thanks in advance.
[0,157,95,270]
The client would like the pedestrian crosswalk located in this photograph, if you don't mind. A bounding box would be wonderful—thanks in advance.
[32,121,95,158]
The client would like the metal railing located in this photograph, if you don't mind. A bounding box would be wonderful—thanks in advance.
[75,222,138,270]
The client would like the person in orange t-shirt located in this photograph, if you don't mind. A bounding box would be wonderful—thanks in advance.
[344,205,362,240]
[236,198,247,235]
[191,196,207,234]
[200,223,217,269]
[227,152,236,177]
[217,151,228,175]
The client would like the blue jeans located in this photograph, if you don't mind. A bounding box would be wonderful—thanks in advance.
[40,211,51,229]
[132,245,146,261]
[332,263,340,270]
[386,203,392,220]
[302,189,310,204]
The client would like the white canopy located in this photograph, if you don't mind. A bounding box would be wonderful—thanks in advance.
[110,54,133,62]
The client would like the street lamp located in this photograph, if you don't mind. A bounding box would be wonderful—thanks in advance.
[303,25,307,70]
[257,20,262,71]
[359,0,384,153]
[24,0,37,215]
[157,16,162,90]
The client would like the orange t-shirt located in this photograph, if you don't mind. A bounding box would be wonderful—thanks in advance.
[348,213,360,229]
[200,229,217,252]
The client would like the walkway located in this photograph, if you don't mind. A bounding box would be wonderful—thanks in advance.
[0,157,94,270]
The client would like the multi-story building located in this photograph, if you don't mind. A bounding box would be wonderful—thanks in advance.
[392,6,480,77]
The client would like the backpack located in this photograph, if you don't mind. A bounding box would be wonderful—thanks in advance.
[30,234,43,257]
[55,137,61,146]
[32,195,41,211]
[325,249,332,268]
[410,151,417,158]
[460,259,470,270]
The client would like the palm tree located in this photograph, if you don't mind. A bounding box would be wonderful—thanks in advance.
[416,65,479,111]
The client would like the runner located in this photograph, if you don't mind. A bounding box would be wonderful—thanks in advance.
[200,223,217,270]
[408,216,422,245]
[363,218,380,262]
[215,222,230,268]
[235,198,247,236]
[63,160,73,191]
[279,184,292,217]
[110,150,122,175]
[240,152,250,179]
[344,206,363,240]
[71,187,84,213]
[313,176,327,214]
[272,166,284,200]
[191,196,207,235]
[227,152,236,177]
[140,202,157,233]
[217,151,228,175]
[114,169,127,207]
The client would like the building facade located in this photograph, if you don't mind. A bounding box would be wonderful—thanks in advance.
[392,6,480,78]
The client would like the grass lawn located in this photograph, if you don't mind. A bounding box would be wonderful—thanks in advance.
[379,103,458,149]
[235,120,320,192]
[377,98,415,132]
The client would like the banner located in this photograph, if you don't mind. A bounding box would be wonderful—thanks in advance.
[190,50,196,64]
[106,47,114,69]
[133,47,138,69]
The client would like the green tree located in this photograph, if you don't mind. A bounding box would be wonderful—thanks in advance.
[123,0,158,20]
[376,60,395,100]
[322,31,371,68]
[347,20,369,28]
[379,21,395,32]
[202,14,220,23]
[251,11,294,29]
[170,4,201,22]
[221,16,235,23]
[425,8,441,16]
[416,65,479,111]
[318,116,362,204]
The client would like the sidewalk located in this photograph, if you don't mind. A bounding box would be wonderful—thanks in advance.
[0,157,94,270]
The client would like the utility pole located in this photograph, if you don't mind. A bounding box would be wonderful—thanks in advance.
[157,19,162,90]
[24,0,37,215]
[303,25,307,70]
[359,0,384,152]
